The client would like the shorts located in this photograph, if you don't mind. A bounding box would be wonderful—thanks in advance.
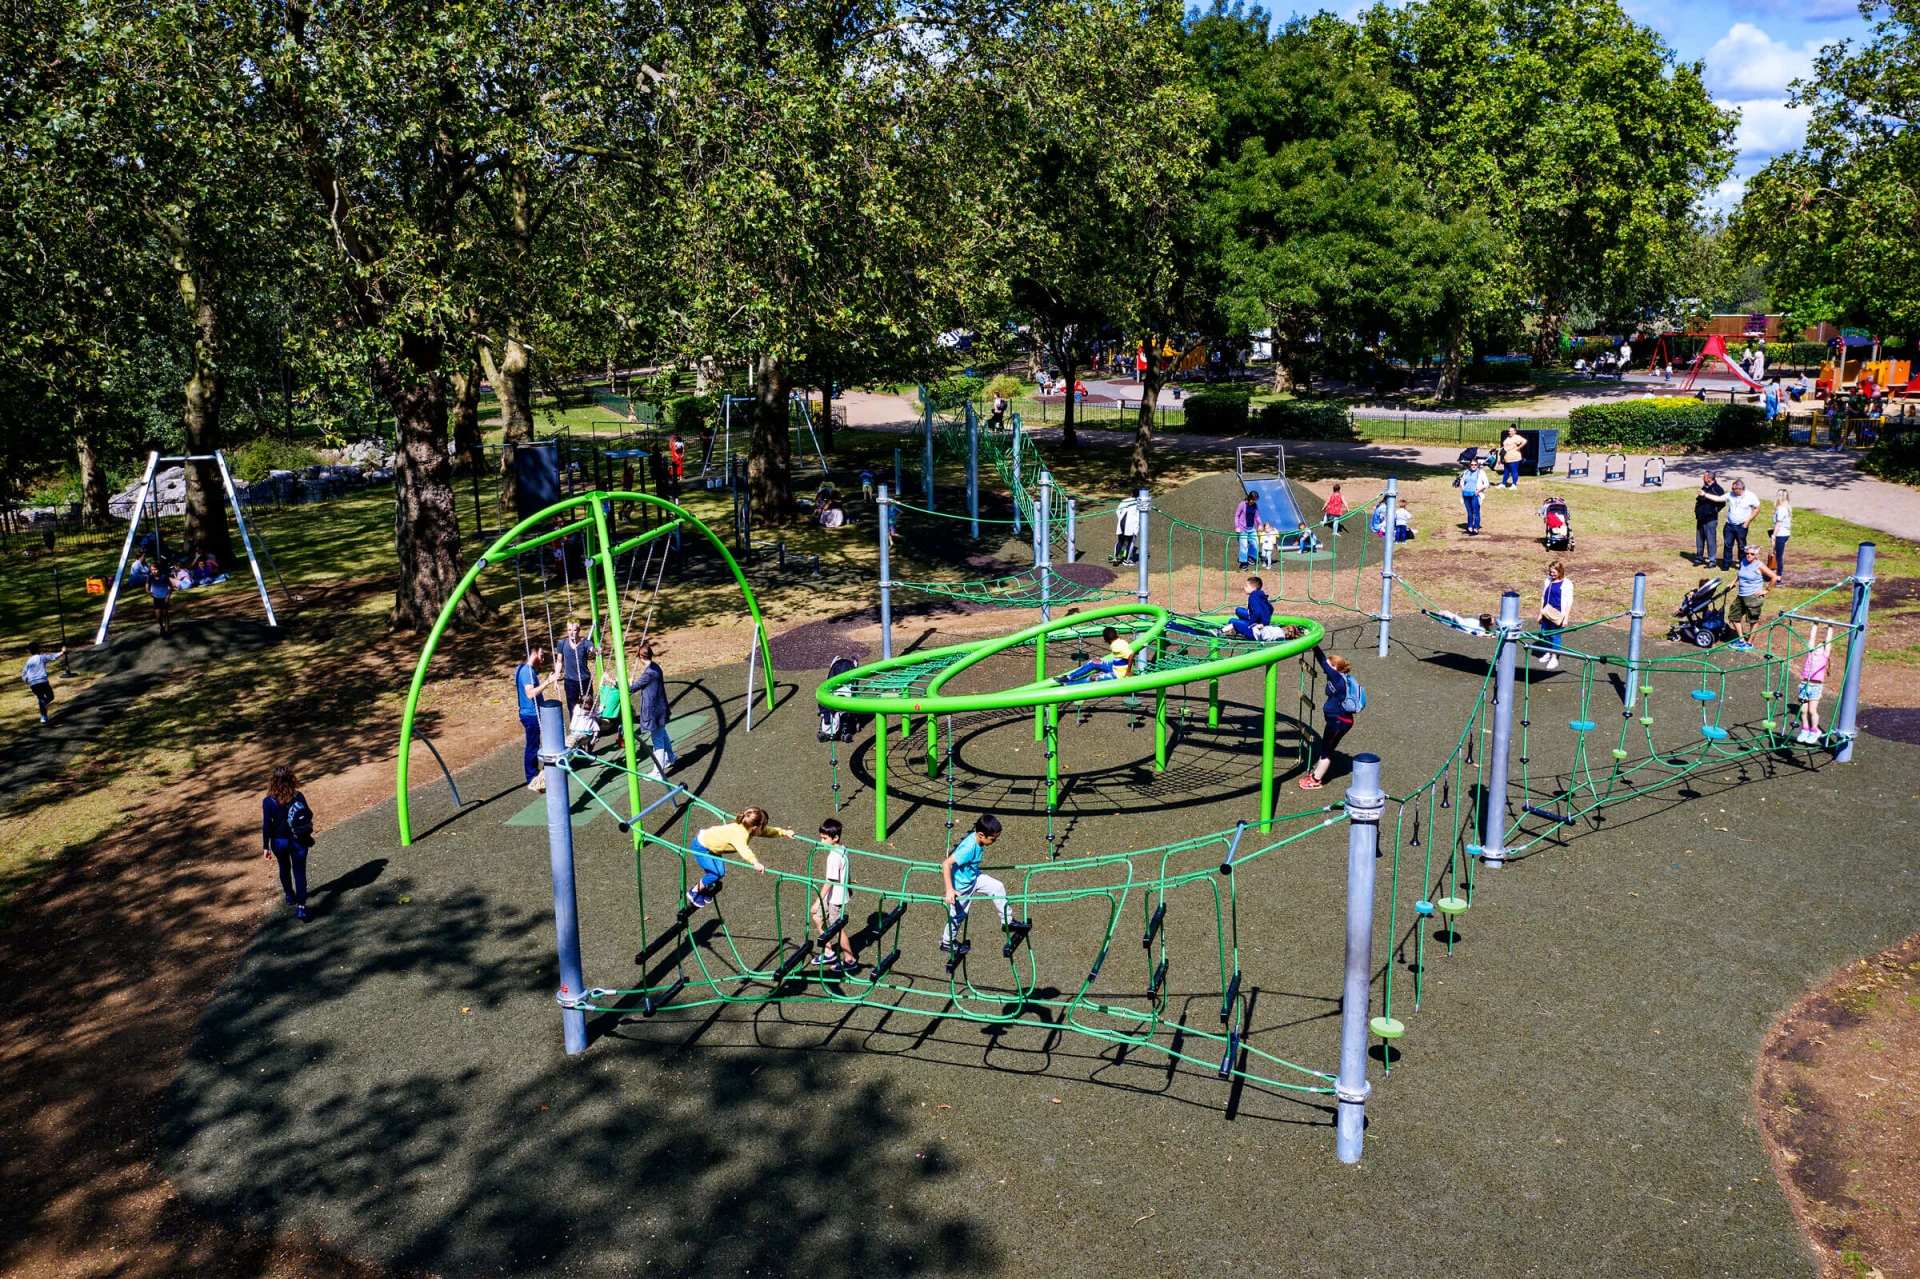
[1798,681,1823,703]
[1729,594,1763,623]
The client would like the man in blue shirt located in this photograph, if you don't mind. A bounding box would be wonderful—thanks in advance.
[1727,546,1778,651]
[557,619,596,715]
[940,814,1031,956]
[1223,576,1274,640]
[515,645,562,791]
[20,644,66,724]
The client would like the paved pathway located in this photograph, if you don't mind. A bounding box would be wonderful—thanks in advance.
[836,391,1920,544]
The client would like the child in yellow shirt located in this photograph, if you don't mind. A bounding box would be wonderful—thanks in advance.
[687,806,795,910]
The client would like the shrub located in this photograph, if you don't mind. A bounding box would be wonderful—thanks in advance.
[1564,398,1776,450]
[1249,399,1356,440]
[921,375,984,412]
[1468,360,1535,384]
[1861,432,1920,488]
[230,437,324,483]
[1179,389,1251,433]
[984,373,1023,404]
[670,394,713,435]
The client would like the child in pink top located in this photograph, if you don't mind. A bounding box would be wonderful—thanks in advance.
[1796,625,1832,744]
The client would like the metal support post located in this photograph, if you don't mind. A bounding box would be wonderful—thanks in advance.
[893,447,902,498]
[1477,591,1522,868]
[966,401,980,539]
[1154,685,1168,770]
[1011,429,1023,537]
[1624,573,1647,710]
[1066,499,1077,563]
[1377,477,1397,657]
[1336,752,1384,1163]
[877,486,894,661]
[538,703,589,1055]
[95,450,160,646]
[874,713,889,842]
[1036,472,1053,623]
[1136,489,1151,606]
[1259,660,1278,830]
[1834,541,1875,762]
[215,449,279,628]
[923,399,935,510]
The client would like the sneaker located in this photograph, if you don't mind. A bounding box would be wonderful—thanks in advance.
[38,715,48,724]
[1006,919,1032,936]
[939,939,970,954]
[295,905,309,920]
[685,888,711,910]
[840,961,863,976]
[810,952,833,966]
[1729,641,1753,652]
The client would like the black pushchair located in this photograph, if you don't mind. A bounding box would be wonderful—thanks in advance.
[1669,578,1731,648]
[819,655,869,743]
[1540,496,1573,551]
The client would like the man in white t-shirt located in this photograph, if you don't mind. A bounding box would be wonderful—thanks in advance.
[1719,479,1761,571]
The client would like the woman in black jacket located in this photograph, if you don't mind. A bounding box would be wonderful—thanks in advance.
[630,643,677,780]
[262,765,311,920]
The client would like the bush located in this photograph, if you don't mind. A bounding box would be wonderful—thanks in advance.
[670,394,713,435]
[1249,399,1356,440]
[1564,398,1776,450]
[230,437,323,483]
[1469,360,1535,384]
[921,375,983,413]
[1179,389,1251,433]
[1861,431,1920,487]
[983,373,1023,404]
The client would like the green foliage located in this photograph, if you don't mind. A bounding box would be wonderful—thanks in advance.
[229,438,323,483]
[921,376,984,413]
[984,374,1024,403]
[1469,361,1533,384]
[1250,400,1355,440]
[1180,389,1251,433]
[1860,432,1920,489]
[1565,399,1775,449]
[670,395,714,436]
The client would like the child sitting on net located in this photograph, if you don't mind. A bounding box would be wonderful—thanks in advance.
[940,814,1031,956]
[1054,626,1133,683]
[807,817,861,974]
[686,806,795,910]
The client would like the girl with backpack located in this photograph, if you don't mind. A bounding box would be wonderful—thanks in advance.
[262,765,315,920]
[1300,645,1362,790]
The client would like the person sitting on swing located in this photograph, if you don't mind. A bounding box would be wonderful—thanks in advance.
[1055,626,1133,684]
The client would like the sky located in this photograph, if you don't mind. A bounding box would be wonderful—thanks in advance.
[1288,0,1878,212]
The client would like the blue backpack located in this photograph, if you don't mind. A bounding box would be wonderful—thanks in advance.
[1341,678,1367,715]
[286,796,316,849]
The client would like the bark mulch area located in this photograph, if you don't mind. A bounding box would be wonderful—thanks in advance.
[1756,933,1920,1279]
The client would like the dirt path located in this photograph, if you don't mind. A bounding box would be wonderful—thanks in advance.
[1756,934,1920,1279]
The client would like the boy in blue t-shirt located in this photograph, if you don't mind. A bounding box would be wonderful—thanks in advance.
[1222,576,1273,639]
[940,814,1031,956]
[515,646,563,790]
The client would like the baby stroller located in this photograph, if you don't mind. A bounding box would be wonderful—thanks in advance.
[1669,578,1732,648]
[1540,497,1573,551]
[819,655,870,743]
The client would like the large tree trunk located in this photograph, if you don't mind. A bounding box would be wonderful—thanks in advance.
[449,353,481,469]
[1435,316,1466,402]
[817,385,835,454]
[1131,352,1162,485]
[1060,352,1078,449]
[749,353,793,526]
[372,337,479,632]
[173,256,237,568]
[1531,305,1564,369]
[75,429,110,528]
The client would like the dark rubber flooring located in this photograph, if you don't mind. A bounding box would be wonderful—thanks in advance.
[156,614,1919,1278]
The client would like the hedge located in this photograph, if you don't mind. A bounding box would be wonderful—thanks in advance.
[1861,432,1920,488]
[1250,400,1356,440]
[921,375,984,413]
[1564,398,1776,450]
[1180,389,1250,433]
[670,394,713,434]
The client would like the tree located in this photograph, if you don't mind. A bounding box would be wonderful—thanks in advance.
[1735,0,1920,337]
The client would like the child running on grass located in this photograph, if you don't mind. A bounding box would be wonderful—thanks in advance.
[940,814,1031,955]
[807,818,861,974]
[1796,625,1833,744]
[686,806,795,910]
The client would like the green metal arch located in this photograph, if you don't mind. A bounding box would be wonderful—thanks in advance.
[396,490,773,845]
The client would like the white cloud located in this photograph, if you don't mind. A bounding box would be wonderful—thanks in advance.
[1702,174,1749,214]
[1736,0,1861,21]
[1704,24,1819,99]
[1730,97,1812,157]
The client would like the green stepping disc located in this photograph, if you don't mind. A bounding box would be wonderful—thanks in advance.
[1639,716,1655,726]
[1370,1016,1406,1039]
[1611,748,1628,760]
[1760,719,1778,731]
[1691,689,1718,702]
[1700,725,1729,740]
[1570,719,1596,732]
[1435,896,1469,915]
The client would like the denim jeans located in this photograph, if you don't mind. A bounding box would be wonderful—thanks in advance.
[1462,493,1482,531]
[1061,658,1119,682]
[1238,531,1256,564]
[521,714,542,781]
[271,841,308,905]
[1773,535,1788,577]
[1695,520,1718,565]
[649,724,677,763]
[1503,461,1520,486]
[1720,521,1749,568]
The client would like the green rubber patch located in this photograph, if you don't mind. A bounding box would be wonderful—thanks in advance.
[1370,1016,1405,1039]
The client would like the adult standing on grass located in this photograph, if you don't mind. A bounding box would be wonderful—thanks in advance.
[1770,489,1793,578]
[1300,645,1361,790]
[20,644,66,725]
[1233,491,1260,567]
[1459,457,1488,535]
[262,765,314,921]
[1727,545,1778,652]
[558,619,596,715]
[1693,472,1727,567]
[1535,560,1572,669]
[1720,479,1759,571]
[516,645,563,792]
[1498,426,1526,489]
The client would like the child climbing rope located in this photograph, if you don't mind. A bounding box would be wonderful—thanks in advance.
[1301,645,1362,790]
[686,806,794,910]
[808,817,861,974]
[940,814,1031,955]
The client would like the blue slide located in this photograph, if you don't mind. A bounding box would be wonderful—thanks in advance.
[1239,477,1306,534]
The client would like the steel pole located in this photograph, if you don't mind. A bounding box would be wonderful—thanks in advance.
[966,401,980,539]
[1376,477,1398,657]
[1624,572,1647,711]
[538,703,589,1055]
[1478,591,1522,868]
[1834,541,1875,762]
[923,399,935,510]
[1136,489,1151,606]
[1336,753,1384,1163]
[1066,498,1077,564]
[877,486,893,661]
[1037,472,1053,624]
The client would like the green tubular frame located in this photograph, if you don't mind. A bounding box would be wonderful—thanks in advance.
[815,602,1323,840]
[395,490,774,846]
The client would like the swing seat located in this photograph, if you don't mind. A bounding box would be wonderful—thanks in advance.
[1370,1016,1406,1040]
[1690,689,1718,702]
[1435,896,1469,915]
[1569,719,1595,732]
[1415,899,1435,917]
[1700,725,1729,740]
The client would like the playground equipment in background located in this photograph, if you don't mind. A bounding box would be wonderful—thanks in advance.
[1679,333,1764,392]
[95,448,288,645]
